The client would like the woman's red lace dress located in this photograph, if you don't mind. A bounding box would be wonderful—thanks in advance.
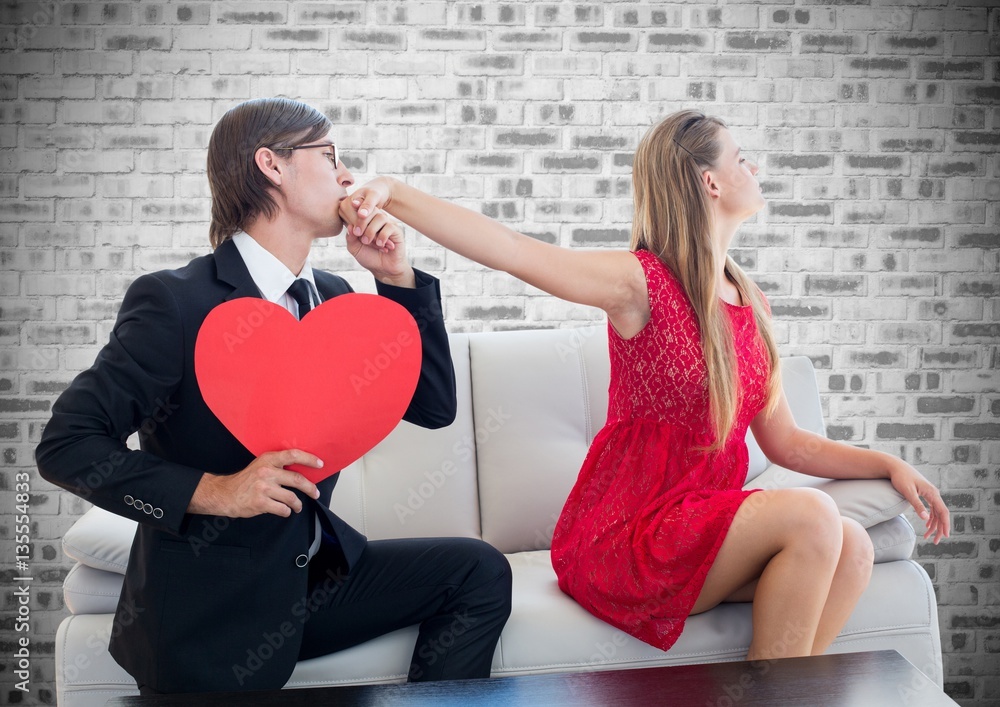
[550,248,772,651]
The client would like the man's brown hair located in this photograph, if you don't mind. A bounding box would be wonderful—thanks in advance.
[206,98,331,248]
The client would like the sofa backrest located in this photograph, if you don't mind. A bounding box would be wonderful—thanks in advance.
[329,333,483,541]
[330,325,826,553]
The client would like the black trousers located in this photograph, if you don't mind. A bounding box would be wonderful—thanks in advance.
[298,535,512,681]
[139,536,511,696]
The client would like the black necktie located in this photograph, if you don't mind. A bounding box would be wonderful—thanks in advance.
[286,278,314,319]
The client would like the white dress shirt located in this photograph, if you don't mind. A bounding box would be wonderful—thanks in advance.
[231,230,320,317]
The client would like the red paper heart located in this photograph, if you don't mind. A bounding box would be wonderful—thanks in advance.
[194,294,422,483]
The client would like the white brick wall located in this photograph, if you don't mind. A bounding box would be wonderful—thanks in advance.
[1,1,998,704]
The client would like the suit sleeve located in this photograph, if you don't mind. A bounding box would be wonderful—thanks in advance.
[374,268,457,429]
[35,273,205,534]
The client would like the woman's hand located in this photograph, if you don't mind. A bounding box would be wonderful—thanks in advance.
[339,178,413,287]
[340,177,395,245]
[887,460,950,544]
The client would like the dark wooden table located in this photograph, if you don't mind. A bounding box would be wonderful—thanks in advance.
[107,649,957,706]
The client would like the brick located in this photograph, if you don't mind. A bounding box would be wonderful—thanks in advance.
[537,4,603,26]
[725,32,789,52]
[101,77,172,100]
[414,78,485,100]
[22,76,95,99]
[61,2,131,24]
[102,29,172,51]
[875,322,942,345]
[23,26,95,50]
[175,76,251,100]
[140,3,211,24]
[534,153,600,174]
[22,175,94,198]
[952,131,1000,152]
[139,52,211,75]
[299,2,366,23]
[921,348,979,368]
[57,199,130,222]
[767,202,833,223]
[765,105,835,128]
[493,31,562,51]
[0,52,54,75]
[175,27,251,51]
[454,54,523,76]
[613,5,684,27]
[454,152,521,173]
[530,200,599,223]
[876,423,937,441]
[767,154,833,174]
[800,34,865,54]
[451,103,524,126]
[842,57,910,78]
[455,3,525,25]
[952,323,1000,343]
[496,79,563,102]
[842,8,912,31]
[417,29,485,51]
[915,202,986,225]
[647,32,712,52]
[918,397,977,415]
[570,228,629,246]
[570,31,637,52]
[217,3,287,23]
[875,34,944,55]
[949,277,998,298]
[58,101,134,124]
[926,157,984,177]
[918,60,984,80]
[803,228,869,247]
[918,106,986,129]
[954,84,1000,105]
[336,29,406,51]
[260,29,329,50]
[530,54,600,77]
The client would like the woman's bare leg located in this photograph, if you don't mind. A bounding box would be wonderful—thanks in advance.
[689,488,843,659]
[810,517,874,654]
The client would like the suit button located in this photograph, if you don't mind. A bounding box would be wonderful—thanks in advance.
[124,495,134,505]
[142,503,153,515]
[152,508,164,519]
[133,499,144,510]
[295,554,309,568]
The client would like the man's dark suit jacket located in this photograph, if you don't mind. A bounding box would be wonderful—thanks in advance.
[36,239,457,692]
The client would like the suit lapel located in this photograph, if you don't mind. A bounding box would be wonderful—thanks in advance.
[214,238,264,301]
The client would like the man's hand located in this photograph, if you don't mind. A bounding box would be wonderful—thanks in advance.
[339,177,414,287]
[188,450,323,518]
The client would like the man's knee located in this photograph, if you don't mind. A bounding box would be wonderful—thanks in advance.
[451,539,512,607]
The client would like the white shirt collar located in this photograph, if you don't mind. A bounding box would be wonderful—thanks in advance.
[231,231,319,313]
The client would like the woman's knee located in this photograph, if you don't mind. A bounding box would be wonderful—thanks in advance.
[775,488,843,561]
[839,518,875,584]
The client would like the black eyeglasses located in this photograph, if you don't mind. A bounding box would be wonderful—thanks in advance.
[271,142,340,168]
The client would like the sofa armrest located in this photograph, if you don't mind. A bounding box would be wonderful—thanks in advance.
[745,464,910,529]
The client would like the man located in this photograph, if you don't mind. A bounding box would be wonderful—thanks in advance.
[36,97,512,694]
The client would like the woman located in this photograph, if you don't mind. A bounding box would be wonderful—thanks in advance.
[338,110,950,660]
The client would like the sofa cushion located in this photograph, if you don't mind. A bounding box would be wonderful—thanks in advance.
[745,465,910,529]
[468,326,610,555]
[867,515,917,563]
[64,563,124,615]
[491,552,941,685]
[63,506,137,575]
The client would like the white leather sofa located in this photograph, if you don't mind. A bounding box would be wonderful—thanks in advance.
[54,325,942,706]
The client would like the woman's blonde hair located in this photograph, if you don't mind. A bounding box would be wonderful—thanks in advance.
[630,110,782,451]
